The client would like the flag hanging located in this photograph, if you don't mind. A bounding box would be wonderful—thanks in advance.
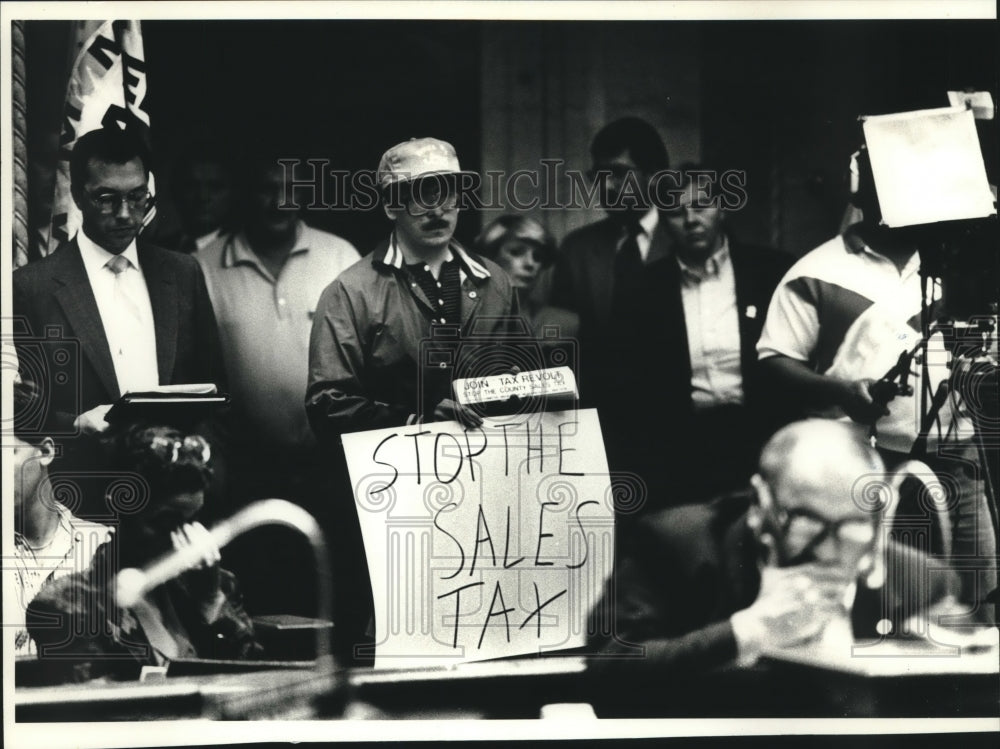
[46,20,155,255]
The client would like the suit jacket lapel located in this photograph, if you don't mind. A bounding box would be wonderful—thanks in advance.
[138,241,176,384]
[645,245,692,404]
[589,220,620,332]
[52,240,121,400]
[645,217,673,265]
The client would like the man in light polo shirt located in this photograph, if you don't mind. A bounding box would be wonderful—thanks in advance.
[195,151,359,617]
[196,152,360,511]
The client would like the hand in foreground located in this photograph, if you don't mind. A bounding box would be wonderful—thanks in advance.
[839,378,891,425]
[433,398,484,429]
[172,522,223,619]
[731,564,846,661]
[74,403,113,434]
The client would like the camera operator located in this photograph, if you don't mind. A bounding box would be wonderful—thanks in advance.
[757,148,996,622]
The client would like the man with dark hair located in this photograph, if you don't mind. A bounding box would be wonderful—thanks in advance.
[195,150,359,509]
[552,117,671,350]
[195,148,359,616]
[66,125,154,198]
[13,125,226,520]
[551,118,674,501]
[169,141,235,252]
[13,125,225,438]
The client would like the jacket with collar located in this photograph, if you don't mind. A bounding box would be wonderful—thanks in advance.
[306,237,518,442]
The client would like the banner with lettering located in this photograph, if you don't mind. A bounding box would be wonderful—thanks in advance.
[46,20,155,254]
[342,408,615,669]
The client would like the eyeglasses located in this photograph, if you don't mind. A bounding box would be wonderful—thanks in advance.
[148,434,211,465]
[88,189,152,215]
[775,507,875,566]
[401,180,459,217]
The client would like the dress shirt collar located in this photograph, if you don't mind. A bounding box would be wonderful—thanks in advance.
[195,227,224,251]
[77,230,140,275]
[638,206,658,237]
[677,235,730,283]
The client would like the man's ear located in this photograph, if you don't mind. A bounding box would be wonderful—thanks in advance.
[382,202,398,222]
[38,437,57,467]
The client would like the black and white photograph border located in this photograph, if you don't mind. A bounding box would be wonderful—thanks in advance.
[2,1,998,746]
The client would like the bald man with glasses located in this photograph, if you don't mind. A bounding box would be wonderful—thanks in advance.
[591,419,959,675]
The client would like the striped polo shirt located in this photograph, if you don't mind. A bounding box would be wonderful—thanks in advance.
[757,227,967,453]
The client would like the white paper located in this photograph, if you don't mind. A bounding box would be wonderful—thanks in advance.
[862,106,996,227]
[341,409,615,669]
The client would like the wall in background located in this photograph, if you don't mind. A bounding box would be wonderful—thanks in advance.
[480,21,702,243]
[23,20,997,258]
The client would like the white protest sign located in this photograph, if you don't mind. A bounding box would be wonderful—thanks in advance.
[341,408,615,669]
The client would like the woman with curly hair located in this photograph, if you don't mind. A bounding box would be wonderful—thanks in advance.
[27,424,262,682]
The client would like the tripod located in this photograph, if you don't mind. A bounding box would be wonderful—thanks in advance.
[871,269,999,626]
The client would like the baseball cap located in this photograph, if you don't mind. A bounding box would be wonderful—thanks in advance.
[377,137,475,190]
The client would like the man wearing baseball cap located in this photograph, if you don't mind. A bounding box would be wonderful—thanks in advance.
[305,138,517,662]
[306,137,517,439]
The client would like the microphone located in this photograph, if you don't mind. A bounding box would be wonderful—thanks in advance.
[114,499,333,659]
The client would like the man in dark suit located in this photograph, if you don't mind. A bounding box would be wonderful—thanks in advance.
[590,419,958,677]
[13,126,224,514]
[551,117,672,408]
[551,118,675,510]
